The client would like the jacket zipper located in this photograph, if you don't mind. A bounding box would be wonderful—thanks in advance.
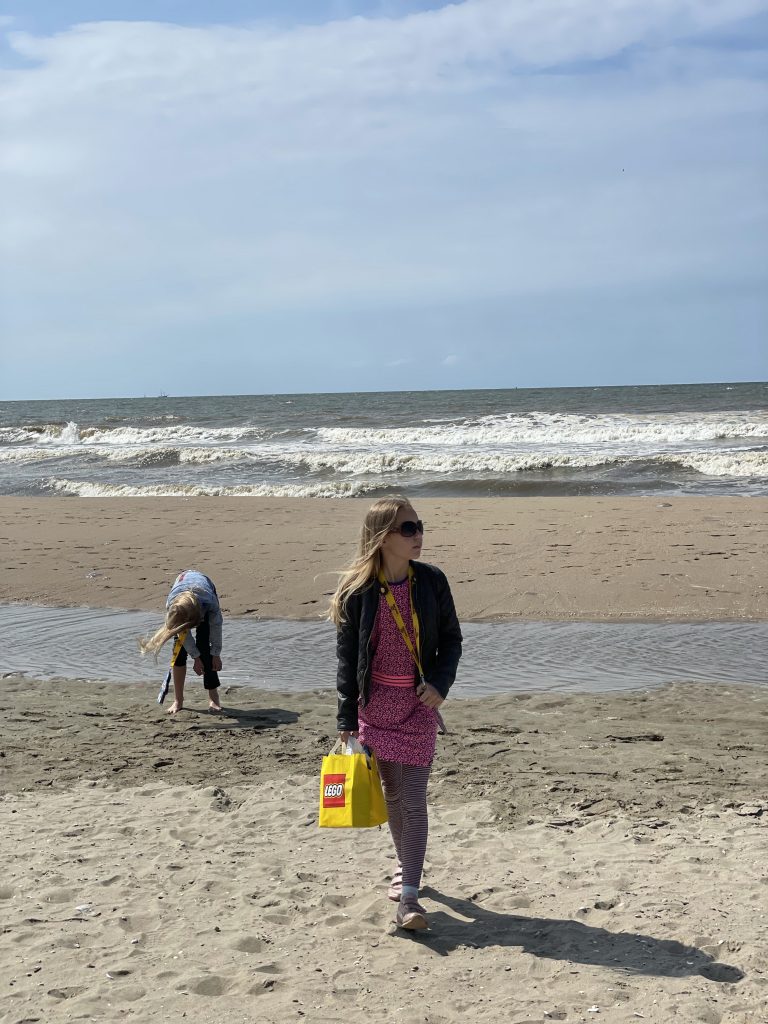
[360,587,375,706]
[360,632,373,707]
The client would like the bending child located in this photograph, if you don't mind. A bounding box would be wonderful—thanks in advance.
[140,569,224,714]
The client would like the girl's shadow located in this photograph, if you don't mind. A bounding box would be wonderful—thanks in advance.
[184,707,299,730]
[415,887,743,983]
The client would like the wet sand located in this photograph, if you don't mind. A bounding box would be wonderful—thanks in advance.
[1,495,766,620]
[2,677,767,1023]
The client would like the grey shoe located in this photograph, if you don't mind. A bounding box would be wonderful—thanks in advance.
[396,897,428,931]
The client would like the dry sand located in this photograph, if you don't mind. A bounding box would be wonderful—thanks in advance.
[2,678,767,1023]
[1,495,766,620]
[2,495,767,1022]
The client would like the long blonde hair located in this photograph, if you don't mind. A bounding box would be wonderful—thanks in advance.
[139,591,202,658]
[329,494,411,626]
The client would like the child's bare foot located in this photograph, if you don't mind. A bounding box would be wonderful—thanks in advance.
[208,701,223,713]
[167,701,183,715]
[208,688,222,713]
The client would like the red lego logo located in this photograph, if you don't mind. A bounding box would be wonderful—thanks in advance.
[323,773,346,808]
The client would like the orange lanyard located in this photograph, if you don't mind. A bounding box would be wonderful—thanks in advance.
[377,566,424,681]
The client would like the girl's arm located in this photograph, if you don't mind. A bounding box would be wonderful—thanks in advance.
[335,611,360,733]
[182,632,201,658]
[429,573,463,698]
[208,602,224,656]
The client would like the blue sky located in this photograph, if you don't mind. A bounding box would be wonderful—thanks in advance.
[1,0,767,399]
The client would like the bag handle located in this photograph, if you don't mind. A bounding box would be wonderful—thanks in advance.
[327,738,377,769]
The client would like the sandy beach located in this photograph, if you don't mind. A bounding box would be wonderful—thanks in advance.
[2,495,767,1022]
[1,495,766,620]
[2,677,767,1023]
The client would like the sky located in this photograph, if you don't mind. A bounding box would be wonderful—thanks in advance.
[1,0,767,400]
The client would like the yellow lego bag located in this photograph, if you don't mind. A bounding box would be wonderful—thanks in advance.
[318,740,387,828]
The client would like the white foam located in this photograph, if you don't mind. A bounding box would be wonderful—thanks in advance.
[5,409,767,455]
[79,423,266,445]
[244,444,768,478]
[9,443,768,480]
[106,445,286,466]
[0,442,238,467]
[106,445,264,467]
[0,446,82,464]
[674,450,768,478]
[0,422,264,447]
[59,421,81,444]
[316,410,768,448]
[272,447,624,476]
[44,477,368,498]
[178,446,258,465]
[0,422,82,445]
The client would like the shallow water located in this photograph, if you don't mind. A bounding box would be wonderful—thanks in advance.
[4,604,766,695]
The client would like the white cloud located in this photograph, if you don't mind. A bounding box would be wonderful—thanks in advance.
[1,0,766,392]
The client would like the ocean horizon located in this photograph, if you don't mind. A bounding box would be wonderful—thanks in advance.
[1,381,766,499]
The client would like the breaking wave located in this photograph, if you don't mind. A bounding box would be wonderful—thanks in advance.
[3,409,768,451]
[44,478,369,499]
[316,410,768,448]
[0,421,269,447]
[5,444,766,478]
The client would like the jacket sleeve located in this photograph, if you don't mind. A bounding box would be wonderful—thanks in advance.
[182,631,201,659]
[429,571,463,698]
[207,601,224,656]
[336,599,361,732]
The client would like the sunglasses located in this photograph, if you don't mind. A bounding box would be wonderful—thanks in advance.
[390,519,424,538]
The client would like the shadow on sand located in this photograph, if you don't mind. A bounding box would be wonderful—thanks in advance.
[176,706,300,731]
[403,887,744,983]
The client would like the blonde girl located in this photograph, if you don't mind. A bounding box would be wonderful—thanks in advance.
[140,570,224,714]
[331,495,462,930]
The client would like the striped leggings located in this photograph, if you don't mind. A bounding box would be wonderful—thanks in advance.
[378,760,432,890]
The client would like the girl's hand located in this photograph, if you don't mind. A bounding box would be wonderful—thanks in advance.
[212,656,222,672]
[339,730,359,744]
[193,657,204,675]
[417,682,444,709]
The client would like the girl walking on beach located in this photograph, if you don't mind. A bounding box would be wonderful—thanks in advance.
[330,495,462,930]
[140,570,224,715]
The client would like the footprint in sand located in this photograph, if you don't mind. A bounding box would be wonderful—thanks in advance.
[182,975,231,997]
[232,936,266,953]
[47,987,86,1000]
[116,913,160,933]
[42,887,75,904]
[249,962,284,974]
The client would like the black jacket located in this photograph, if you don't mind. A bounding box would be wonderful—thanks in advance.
[336,560,463,732]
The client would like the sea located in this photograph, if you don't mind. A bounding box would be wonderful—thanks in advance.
[1,382,767,499]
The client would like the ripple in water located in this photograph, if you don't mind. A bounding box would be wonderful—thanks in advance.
[3,605,766,695]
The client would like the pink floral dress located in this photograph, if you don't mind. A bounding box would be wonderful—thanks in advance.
[358,579,438,767]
